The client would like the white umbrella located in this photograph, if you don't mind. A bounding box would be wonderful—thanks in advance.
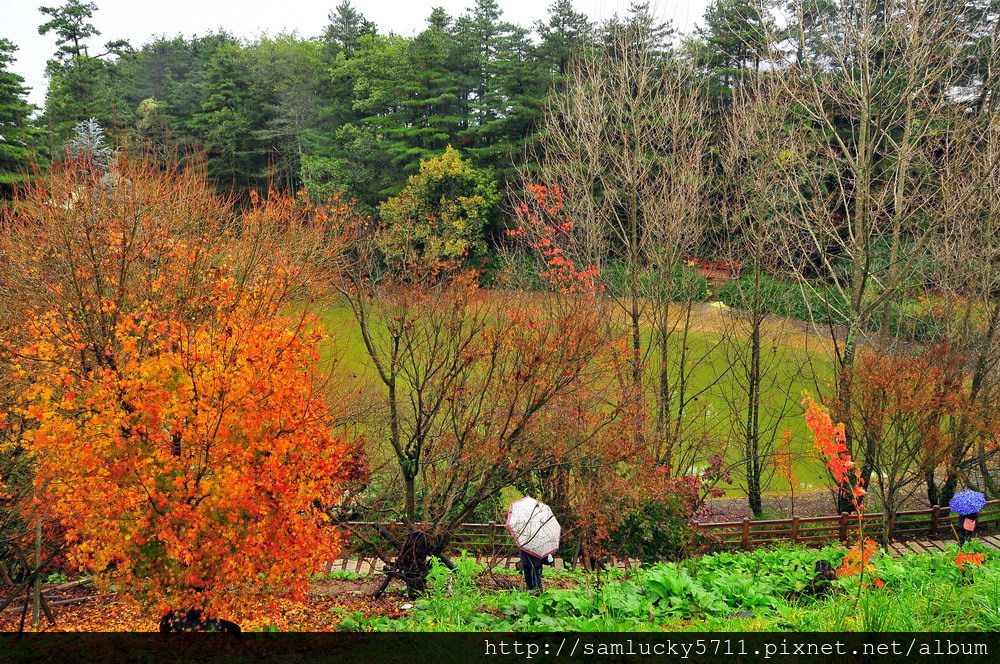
[506,496,560,558]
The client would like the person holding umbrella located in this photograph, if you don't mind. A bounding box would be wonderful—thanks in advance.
[949,490,986,547]
[507,496,559,593]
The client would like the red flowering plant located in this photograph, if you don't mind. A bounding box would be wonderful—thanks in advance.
[955,551,986,570]
[802,392,884,592]
[955,550,987,584]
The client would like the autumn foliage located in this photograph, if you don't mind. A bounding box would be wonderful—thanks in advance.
[339,264,630,534]
[1,155,354,618]
[836,538,882,585]
[509,184,600,295]
[802,393,886,588]
[803,393,863,504]
[850,348,963,473]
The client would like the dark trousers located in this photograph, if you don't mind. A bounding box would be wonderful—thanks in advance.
[957,512,979,546]
[519,551,544,592]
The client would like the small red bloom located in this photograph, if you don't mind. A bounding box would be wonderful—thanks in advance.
[956,552,986,570]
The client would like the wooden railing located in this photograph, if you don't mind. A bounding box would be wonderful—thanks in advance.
[694,500,1000,549]
[342,521,515,556]
[339,501,998,555]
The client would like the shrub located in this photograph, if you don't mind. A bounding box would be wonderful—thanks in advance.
[603,469,713,563]
[377,146,498,265]
[717,270,850,323]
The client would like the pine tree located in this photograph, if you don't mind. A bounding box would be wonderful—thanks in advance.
[323,1,376,59]
[405,9,464,157]
[37,0,132,138]
[336,8,468,197]
[602,1,674,55]
[698,0,778,99]
[455,0,544,176]
[252,36,327,193]
[64,116,115,167]
[786,0,840,69]
[536,0,594,77]
[308,34,411,207]
[193,42,263,191]
[0,39,38,190]
[37,0,100,64]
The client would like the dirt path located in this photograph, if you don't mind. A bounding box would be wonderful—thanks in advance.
[684,301,839,355]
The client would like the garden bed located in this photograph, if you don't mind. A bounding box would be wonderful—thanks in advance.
[3,542,995,633]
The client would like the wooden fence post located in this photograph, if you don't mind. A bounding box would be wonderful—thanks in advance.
[931,505,940,537]
[839,513,849,543]
[741,518,750,549]
[791,517,800,543]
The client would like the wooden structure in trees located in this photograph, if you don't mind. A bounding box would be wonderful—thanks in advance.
[682,256,743,281]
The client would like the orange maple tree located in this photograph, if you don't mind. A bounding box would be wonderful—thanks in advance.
[846,348,967,542]
[508,184,601,295]
[802,393,883,590]
[1,155,355,619]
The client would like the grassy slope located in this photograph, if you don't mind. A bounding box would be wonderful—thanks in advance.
[315,298,835,494]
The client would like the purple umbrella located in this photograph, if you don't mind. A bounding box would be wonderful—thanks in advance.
[949,490,986,516]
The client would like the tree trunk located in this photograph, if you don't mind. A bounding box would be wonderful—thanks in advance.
[926,469,940,507]
[745,282,764,518]
[375,530,440,598]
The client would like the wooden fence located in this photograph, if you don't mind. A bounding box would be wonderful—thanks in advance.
[343,521,514,557]
[694,500,1000,549]
[341,501,999,556]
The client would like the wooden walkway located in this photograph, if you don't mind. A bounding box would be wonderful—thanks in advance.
[323,534,1000,577]
[887,533,1000,556]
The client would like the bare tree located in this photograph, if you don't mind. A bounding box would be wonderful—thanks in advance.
[768,0,1000,509]
[714,80,816,517]
[336,243,633,592]
[923,104,1000,503]
[531,33,727,475]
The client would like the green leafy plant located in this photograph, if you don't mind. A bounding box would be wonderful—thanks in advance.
[644,565,730,617]
[45,571,69,585]
[412,553,484,629]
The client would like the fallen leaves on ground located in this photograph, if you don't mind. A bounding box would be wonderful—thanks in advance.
[0,578,409,632]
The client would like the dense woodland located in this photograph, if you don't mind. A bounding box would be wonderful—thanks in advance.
[0,1,984,206]
[3,0,639,204]
[1,0,1000,623]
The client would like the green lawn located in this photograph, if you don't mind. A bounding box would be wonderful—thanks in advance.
[314,297,835,496]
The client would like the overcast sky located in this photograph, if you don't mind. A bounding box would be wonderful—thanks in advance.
[2,0,712,109]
